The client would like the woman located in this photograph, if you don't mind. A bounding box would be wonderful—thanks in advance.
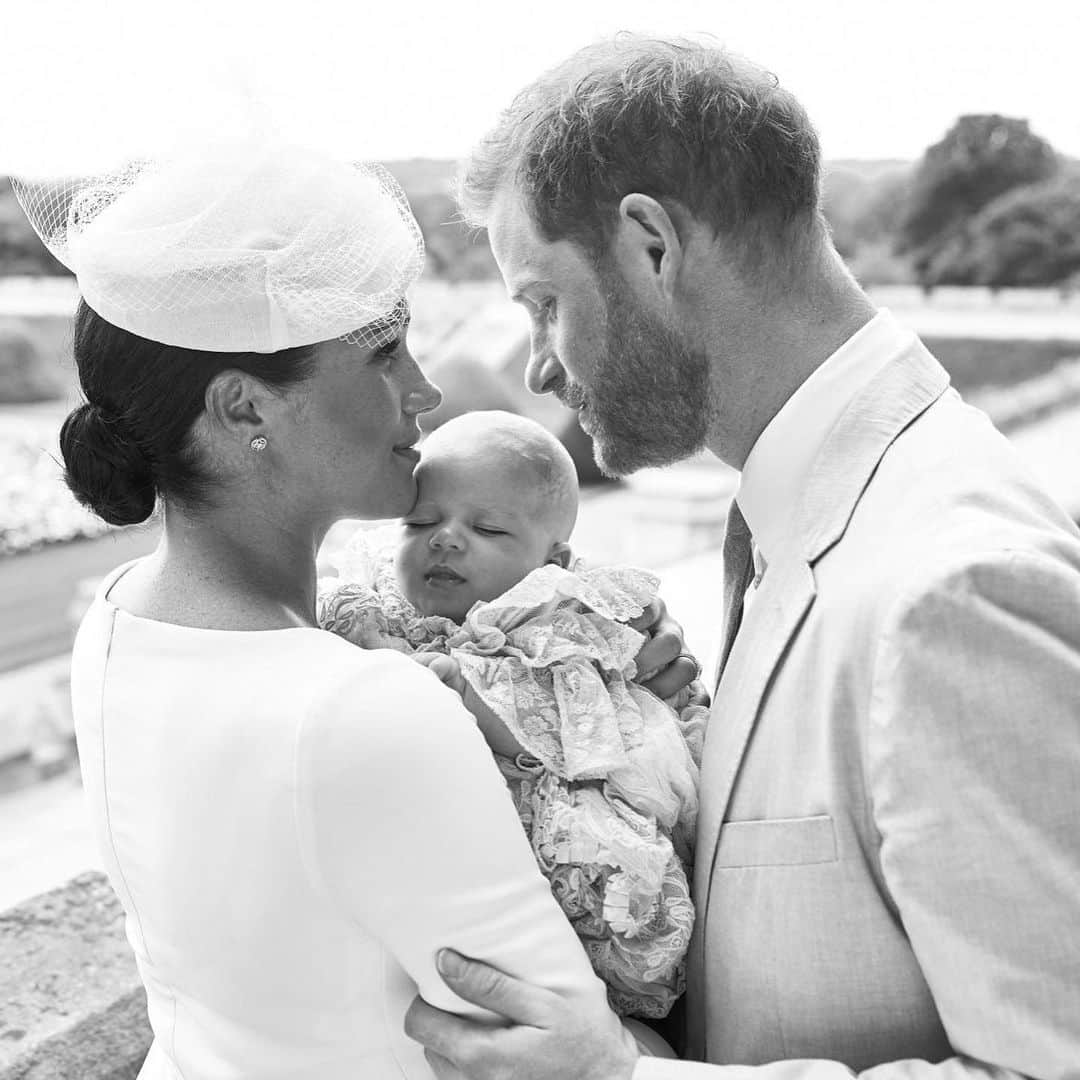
[16,142,691,1078]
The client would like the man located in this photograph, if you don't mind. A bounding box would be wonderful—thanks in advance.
[406,36,1080,1080]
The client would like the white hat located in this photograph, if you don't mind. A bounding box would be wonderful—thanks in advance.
[11,141,424,352]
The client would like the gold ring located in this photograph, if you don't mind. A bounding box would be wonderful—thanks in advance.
[678,653,702,681]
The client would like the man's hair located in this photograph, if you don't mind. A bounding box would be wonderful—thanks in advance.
[459,35,824,270]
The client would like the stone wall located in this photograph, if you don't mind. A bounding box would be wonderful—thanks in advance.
[0,873,150,1080]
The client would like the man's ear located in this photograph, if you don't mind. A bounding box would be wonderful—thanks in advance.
[546,542,573,569]
[204,370,269,443]
[612,193,684,302]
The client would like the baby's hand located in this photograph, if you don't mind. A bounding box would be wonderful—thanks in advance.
[412,654,528,759]
[463,685,529,760]
[412,652,466,697]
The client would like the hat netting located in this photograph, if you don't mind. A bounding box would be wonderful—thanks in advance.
[11,142,424,352]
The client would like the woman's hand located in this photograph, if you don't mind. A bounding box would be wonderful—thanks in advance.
[629,597,704,702]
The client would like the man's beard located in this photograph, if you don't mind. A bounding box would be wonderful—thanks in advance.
[560,276,713,477]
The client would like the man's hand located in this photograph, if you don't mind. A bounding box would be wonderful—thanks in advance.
[630,598,701,701]
[404,949,640,1080]
[668,677,711,713]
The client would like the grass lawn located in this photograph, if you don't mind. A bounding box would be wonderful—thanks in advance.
[923,337,1080,394]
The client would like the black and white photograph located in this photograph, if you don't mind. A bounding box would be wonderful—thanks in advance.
[0,1,1078,1077]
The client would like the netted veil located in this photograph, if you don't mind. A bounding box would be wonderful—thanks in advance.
[11,141,424,352]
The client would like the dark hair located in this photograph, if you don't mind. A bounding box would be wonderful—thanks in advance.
[59,300,318,526]
[459,35,823,269]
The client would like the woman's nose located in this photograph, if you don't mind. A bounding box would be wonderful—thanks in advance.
[524,349,564,396]
[402,358,443,416]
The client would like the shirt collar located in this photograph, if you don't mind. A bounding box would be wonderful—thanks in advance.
[736,309,915,568]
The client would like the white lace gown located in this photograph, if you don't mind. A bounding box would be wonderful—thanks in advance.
[71,562,603,1080]
[319,556,706,1019]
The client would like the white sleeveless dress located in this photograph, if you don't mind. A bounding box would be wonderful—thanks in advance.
[71,561,602,1079]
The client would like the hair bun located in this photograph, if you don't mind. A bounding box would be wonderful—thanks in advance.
[59,403,156,526]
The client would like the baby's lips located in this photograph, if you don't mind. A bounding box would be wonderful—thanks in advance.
[425,565,467,584]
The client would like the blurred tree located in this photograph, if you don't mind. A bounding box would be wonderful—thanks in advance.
[822,168,870,258]
[857,170,912,246]
[825,166,913,258]
[923,171,1080,289]
[409,190,499,281]
[385,161,500,282]
[0,181,69,276]
[0,320,64,401]
[846,241,916,287]
[897,115,1059,285]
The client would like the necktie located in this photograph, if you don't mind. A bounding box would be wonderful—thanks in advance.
[713,500,754,691]
[743,542,768,614]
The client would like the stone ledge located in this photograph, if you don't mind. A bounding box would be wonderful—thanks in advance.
[0,872,150,1080]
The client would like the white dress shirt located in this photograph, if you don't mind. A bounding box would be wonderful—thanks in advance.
[737,309,917,603]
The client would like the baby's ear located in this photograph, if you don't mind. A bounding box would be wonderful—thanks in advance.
[547,542,573,569]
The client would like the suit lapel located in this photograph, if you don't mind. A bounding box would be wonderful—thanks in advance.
[691,341,946,1058]
[688,339,951,1062]
[798,339,951,561]
[694,341,951,903]
[695,557,816,888]
[687,555,815,1061]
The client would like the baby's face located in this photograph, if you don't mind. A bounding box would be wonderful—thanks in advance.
[396,451,565,623]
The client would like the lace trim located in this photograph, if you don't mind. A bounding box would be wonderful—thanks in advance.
[318,531,705,1017]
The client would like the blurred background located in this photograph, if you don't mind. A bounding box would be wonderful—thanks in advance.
[2,0,1079,909]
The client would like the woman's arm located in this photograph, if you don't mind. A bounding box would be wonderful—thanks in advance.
[293,648,609,1022]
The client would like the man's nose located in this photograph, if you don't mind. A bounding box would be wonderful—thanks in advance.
[524,350,564,396]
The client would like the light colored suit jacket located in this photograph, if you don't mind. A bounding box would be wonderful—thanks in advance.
[638,340,1080,1079]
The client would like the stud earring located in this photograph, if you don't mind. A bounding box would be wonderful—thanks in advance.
[250,436,268,452]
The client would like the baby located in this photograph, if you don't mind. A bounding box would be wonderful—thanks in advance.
[319,410,705,1019]
[397,409,578,625]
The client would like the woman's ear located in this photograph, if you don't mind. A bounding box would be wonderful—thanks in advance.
[204,370,268,443]
[546,542,573,569]
[613,194,684,302]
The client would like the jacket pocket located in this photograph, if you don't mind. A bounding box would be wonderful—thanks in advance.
[715,814,837,868]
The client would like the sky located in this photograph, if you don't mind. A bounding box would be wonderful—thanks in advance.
[0,0,1077,176]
